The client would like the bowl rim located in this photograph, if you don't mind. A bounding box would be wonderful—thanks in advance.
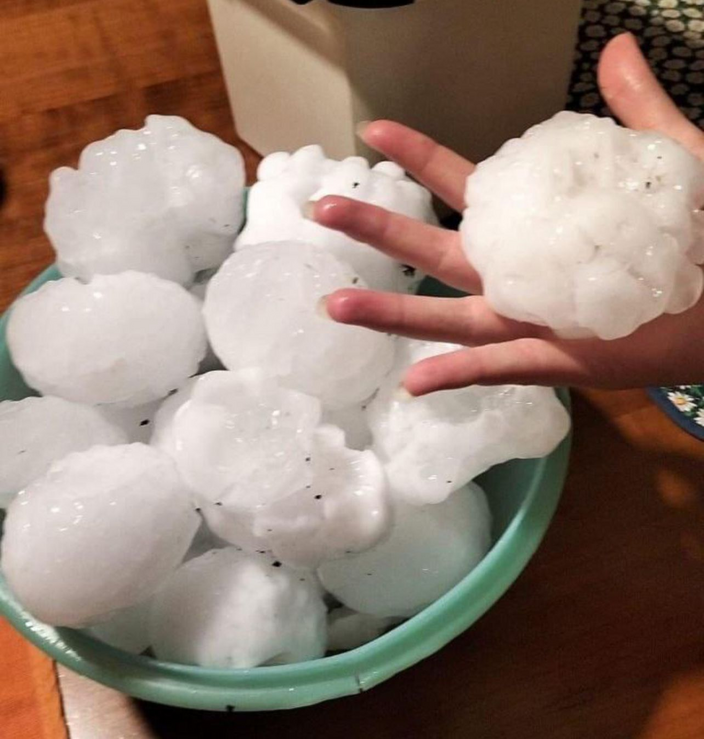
[0,265,571,711]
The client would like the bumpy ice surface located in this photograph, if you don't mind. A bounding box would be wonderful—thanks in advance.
[7,272,206,406]
[0,396,128,508]
[462,111,704,339]
[45,115,246,285]
[151,370,321,510]
[236,145,436,292]
[0,444,199,627]
[318,482,491,618]
[367,339,570,505]
[149,548,326,668]
[204,243,395,408]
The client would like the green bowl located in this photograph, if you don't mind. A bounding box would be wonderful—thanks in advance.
[0,266,571,711]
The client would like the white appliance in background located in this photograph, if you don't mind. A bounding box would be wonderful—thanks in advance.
[207,0,582,163]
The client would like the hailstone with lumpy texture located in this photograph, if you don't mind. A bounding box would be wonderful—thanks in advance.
[149,548,326,668]
[462,112,704,339]
[7,272,206,406]
[236,145,435,292]
[0,444,199,627]
[0,396,128,507]
[45,115,246,284]
[248,425,391,569]
[204,243,395,408]
[151,370,321,510]
[318,482,491,618]
[367,339,570,505]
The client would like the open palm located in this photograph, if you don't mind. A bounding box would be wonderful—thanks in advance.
[309,33,704,396]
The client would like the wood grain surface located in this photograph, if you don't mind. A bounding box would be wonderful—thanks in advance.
[2,2,704,738]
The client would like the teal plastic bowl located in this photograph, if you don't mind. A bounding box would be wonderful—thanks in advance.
[0,266,571,711]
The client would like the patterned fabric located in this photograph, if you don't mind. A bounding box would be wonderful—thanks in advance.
[567,0,704,127]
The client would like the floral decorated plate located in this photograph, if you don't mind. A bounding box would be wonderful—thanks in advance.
[648,386,704,441]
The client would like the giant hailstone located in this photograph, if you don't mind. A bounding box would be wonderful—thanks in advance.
[318,482,491,618]
[0,396,128,508]
[461,111,704,340]
[149,548,326,668]
[235,145,436,292]
[0,444,199,627]
[45,115,246,285]
[367,339,570,506]
[204,243,396,408]
[7,272,207,406]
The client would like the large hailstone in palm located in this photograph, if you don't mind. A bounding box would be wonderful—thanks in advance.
[7,272,206,406]
[150,370,322,511]
[0,444,199,627]
[149,548,326,668]
[235,145,436,292]
[0,396,128,508]
[45,115,246,285]
[318,482,491,618]
[461,112,704,340]
[367,339,570,505]
[204,243,395,408]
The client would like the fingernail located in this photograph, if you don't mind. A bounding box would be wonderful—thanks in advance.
[355,120,371,139]
[316,295,330,320]
[394,385,414,402]
[302,200,318,221]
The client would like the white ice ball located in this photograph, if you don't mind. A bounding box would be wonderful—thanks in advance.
[45,115,246,285]
[249,425,391,569]
[149,548,326,668]
[236,145,435,292]
[318,482,491,618]
[151,370,321,510]
[367,339,570,505]
[0,444,199,627]
[7,272,207,406]
[204,243,395,408]
[0,396,128,507]
[461,112,704,339]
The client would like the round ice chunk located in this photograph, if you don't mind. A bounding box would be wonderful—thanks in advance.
[204,243,395,408]
[236,146,435,292]
[7,272,206,406]
[86,599,153,655]
[250,425,391,569]
[0,444,199,627]
[0,396,128,507]
[151,370,321,510]
[461,112,704,339]
[367,339,570,505]
[45,115,245,284]
[327,607,400,652]
[149,548,326,668]
[318,482,491,618]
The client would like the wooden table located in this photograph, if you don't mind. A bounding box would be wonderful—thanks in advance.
[2,2,704,737]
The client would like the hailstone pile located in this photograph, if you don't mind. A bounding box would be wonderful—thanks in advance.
[0,117,571,668]
[462,111,704,339]
[236,145,437,292]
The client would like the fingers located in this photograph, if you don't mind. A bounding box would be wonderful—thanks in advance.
[325,289,551,344]
[311,196,481,293]
[402,341,594,394]
[598,33,704,159]
[359,120,475,212]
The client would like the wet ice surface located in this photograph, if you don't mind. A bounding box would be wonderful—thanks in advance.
[204,243,396,408]
[0,396,128,507]
[318,482,491,618]
[7,272,206,406]
[0,444,199,627]
[149,548,326,668]
[367,339,570,505]
[236,145,435,292]
[45,115,245,285]
[462,112,704,339]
